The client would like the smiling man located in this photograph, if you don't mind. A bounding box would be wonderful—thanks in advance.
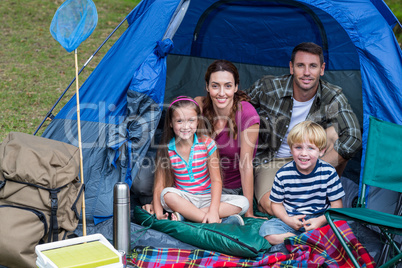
[245,42,361,215]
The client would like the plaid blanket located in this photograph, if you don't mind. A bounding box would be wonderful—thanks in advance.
[131,221,375,267]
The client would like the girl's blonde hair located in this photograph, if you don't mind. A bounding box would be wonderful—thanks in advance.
[287,121,327,150]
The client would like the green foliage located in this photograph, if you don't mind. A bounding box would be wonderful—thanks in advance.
[385,0,402,45]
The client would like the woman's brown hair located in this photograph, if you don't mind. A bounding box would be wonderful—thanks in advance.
[203,59,250,140]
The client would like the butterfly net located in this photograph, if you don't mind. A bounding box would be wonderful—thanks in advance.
[50,0,98,52]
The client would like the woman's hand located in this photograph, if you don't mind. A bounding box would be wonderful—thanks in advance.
[142,203,154,214]
[143,202,169,220]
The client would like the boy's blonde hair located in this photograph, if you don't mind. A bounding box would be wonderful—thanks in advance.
[287,121,327,150]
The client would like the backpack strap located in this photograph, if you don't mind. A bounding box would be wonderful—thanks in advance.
[49,189,61,242]
[71,184,85,219]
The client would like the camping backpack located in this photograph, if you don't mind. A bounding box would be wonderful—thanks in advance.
[0,132,84,267]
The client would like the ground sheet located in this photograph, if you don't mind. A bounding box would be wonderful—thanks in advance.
[130,221,375,267]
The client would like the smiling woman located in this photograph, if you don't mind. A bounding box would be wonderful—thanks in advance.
[195,60,260,218]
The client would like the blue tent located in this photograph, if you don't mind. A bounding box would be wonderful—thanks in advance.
[42,0,402,222]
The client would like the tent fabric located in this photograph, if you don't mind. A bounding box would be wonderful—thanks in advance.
[108,38,173,187]
[171,0,361,70]
[370,0,402,28]
[42,0,181,222]
[42,0,402,221]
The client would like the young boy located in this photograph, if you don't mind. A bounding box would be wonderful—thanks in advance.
[259,121,344,245]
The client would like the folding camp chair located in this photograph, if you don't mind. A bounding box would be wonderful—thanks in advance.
[325,116,402,268]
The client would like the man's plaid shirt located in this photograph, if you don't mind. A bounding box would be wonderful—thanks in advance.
[245,74,362,166]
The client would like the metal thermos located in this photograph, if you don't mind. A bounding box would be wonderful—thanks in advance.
[113,182,131,257]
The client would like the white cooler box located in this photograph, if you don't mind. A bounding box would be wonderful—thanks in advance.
[35,234,124,268]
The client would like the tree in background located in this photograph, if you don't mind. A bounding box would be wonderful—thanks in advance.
[385,0,402,46]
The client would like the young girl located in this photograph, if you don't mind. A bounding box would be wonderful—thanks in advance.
[152,96,249,224]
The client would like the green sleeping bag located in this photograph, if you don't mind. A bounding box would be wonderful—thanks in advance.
[134,206,271,258]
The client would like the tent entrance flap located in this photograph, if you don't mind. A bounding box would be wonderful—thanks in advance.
[191,0,329,63]
[171,0,360,70]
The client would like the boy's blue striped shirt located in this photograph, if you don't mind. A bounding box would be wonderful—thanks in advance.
[270,159,345,215]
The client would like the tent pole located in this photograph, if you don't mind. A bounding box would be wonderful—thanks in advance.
[33,17,128,136]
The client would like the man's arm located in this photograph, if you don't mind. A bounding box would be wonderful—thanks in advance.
[321,126,347,174]
[323,92,362,172]
[333,94,361,158]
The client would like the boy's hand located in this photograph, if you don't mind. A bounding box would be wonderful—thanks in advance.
[286,214,306,230]
[302,215,326,231]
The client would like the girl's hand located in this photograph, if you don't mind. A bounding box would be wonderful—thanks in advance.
[202,211,220,223]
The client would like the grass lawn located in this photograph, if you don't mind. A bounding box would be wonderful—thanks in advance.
[0,0,139,142]
[0,0,401,142]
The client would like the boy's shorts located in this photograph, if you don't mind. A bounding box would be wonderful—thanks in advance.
[259,214,323,238]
